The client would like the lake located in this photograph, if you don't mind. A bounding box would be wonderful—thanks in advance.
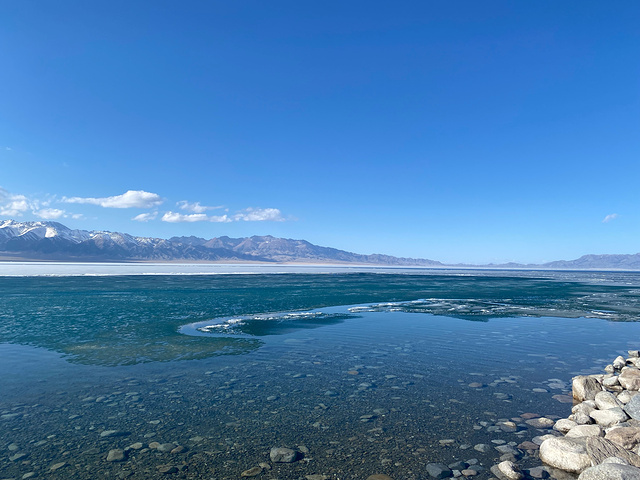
[1,267,640,479]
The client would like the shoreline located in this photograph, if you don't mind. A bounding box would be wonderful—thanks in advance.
[488,350,640,480]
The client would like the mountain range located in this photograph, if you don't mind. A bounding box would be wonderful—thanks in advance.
[1,219,639,270]
[0,219,441,266]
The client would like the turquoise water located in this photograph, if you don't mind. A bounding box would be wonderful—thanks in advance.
[1,270,640,479]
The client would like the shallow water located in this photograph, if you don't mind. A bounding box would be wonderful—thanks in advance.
[1,271,640,479]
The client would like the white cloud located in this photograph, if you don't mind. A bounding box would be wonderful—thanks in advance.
[0,194,31,216]
[63,190,163,209]
[132,212,158,222]
[602,213,619,223]
[162,207,286,223]
[33,208,66,220]
[0,187,85,220]
[177,200,223,214]
[162,211,232,223]
[234,207,284,222]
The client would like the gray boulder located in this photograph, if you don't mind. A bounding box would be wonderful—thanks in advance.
[606,427,640,450]
[496,460,524,480]
[574,376,603,402]
[566,425,604,438]
[555,419,578,433]
[539,437,591,474]
[590,408,629,428]
[625,395,640,421]
[586,437,640,467]
[578,463,640,480]
[620,368,640,391]
[596,391,623,410]
[614,356,628,370]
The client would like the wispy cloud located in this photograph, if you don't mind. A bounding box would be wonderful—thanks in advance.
[602,213,619,223]
[132,212,158,222]
[233,207,284,222]
[177,200,224,214]
[33,208,66,220]
[162,212,232,223]
[63,190,163,209]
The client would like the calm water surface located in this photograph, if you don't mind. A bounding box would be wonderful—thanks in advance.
[1,270,640,479]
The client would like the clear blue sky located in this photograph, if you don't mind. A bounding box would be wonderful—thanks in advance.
[1,1,639,264]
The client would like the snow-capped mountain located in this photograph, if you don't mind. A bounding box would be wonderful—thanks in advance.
[0,219,442,265]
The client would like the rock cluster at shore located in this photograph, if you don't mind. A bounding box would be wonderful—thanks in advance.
[494,350,640,480]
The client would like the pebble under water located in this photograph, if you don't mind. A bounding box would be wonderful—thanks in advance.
[2,270,640,480]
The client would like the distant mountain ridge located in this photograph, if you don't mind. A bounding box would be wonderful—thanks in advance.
[0,219,442,265]
[1,219,639,270]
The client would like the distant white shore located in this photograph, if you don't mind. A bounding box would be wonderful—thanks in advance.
[0,261,638,277]
[0,261,434,277]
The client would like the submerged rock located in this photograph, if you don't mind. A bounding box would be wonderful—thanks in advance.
[526,417,555,429]
[426,463,452,479]
[241,466,263,477]
[106,449,126,462]
[270,447,297,463]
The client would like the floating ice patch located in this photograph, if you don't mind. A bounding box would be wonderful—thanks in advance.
[181,310,355,338]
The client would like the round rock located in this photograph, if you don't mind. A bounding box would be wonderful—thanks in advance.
[539,437,591,474]
[270,447,297,463]
[496,461,523,480]
[578,463,640,480]
[106,449,126,462]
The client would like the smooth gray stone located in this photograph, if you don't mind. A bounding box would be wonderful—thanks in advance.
[555,419,578,433]
[578,463,640,480]
[539,437,591,474]
[596,391,623,410]
[620,369,640,391]
[496,461,523,480]
[625,395,640,421]
[426,463,453,479]
[574,376,603,402]
[156,443,176,453]
[106,449,125,462]
[448,461,468,471]
[614,356,628,370]
[590,407,629,427]
[566,424,603,438]
[526,466,549,479]
[270,447,297,463]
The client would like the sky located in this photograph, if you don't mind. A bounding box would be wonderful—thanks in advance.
[1,1,639,264]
